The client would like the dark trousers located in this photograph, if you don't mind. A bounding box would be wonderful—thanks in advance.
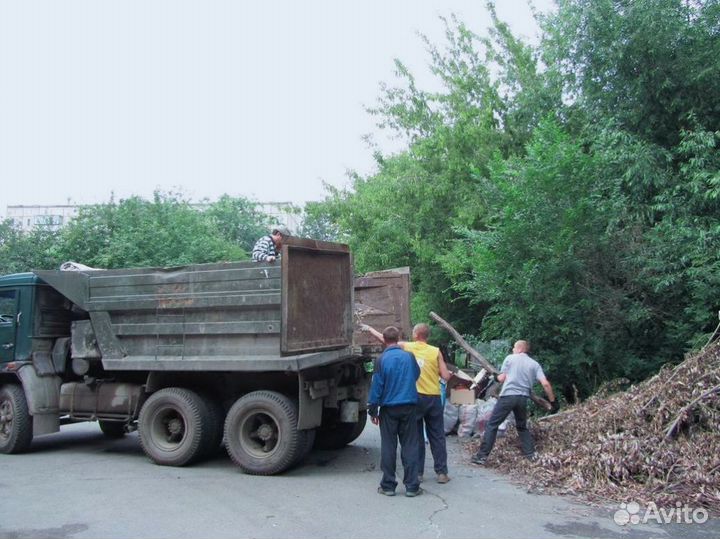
[379,404,420,492]
[417,395,448,476]
[476,395,535,458]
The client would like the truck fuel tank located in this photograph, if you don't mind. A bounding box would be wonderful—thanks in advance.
[59,382,143,419]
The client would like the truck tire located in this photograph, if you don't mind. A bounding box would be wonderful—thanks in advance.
[224,391,302,475]
[99,420,126,438]
[314,410,367,450]
[0,384,33,454]
[138,387,212,467]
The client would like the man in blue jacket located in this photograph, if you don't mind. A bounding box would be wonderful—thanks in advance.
[368,326,422,497]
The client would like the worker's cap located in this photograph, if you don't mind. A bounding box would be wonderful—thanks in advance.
[271,225,291,237]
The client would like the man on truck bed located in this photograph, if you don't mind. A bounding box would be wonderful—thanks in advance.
[252,226,290,263]
[363,322,452,484]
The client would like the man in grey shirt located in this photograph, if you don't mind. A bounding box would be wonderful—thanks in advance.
[471,340,559,464]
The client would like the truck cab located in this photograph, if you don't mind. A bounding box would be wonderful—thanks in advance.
[0,273,76,451]
[0,273,75,366]
[0,274,33,365]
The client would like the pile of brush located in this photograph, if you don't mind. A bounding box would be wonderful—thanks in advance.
[470,341,720,513]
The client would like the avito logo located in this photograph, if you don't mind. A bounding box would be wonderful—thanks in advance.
[614,501,708,526]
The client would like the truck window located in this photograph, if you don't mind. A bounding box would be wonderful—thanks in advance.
[0,290,17,324]
[0,289,17,363]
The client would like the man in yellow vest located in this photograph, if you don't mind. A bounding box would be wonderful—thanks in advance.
[362,322,453,484]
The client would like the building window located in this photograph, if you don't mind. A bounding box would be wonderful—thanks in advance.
[34,215,63,228]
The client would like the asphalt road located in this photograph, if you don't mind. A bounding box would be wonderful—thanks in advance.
[0,423,716,539]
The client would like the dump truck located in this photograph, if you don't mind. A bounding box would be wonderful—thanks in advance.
[0,238,410,475]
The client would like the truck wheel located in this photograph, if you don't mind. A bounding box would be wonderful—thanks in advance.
[314,410,367,450]
[224,391,302,475]
[0,385,33,454]
[99,420,126,438]
[138,388,212,466]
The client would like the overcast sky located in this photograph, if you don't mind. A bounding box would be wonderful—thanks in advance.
[0,1,553,213]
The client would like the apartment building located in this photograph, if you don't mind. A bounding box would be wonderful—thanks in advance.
[5,205,80,232]
[3,202,300,233]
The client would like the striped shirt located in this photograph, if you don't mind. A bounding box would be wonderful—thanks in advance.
[252,235,278,262]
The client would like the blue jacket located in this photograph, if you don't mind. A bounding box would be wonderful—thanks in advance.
[368,345,420,413]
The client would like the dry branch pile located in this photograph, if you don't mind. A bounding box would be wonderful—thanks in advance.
[469,341,720,513]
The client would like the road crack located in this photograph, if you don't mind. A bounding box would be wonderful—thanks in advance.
[423,488,450,539]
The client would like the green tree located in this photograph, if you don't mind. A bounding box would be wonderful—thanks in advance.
[543,0,720,148]
[328,16,530,326]
[298,199,343,242]
[319,0,720,397]
[203,195,278,252]
[56,192,245,268]
[540,0,720,359]
[0,220,61,274]
[442,119,674,395]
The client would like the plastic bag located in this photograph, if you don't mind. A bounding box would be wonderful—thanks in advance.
[473,397,515,437]
[443,400,459,434]
[474,397,497,437]
[457,403,478,439]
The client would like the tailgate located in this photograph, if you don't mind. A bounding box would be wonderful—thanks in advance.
[353,267,411,353]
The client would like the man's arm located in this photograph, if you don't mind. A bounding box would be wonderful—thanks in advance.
[367,365,385,425]
[496,356,509,383]
[539,377,556,402]
[361,324,383,343]
[252,236,276,262]
[539,377,559,412]
[410,352,421,381]
[438,351,452,381]
[360,324,409,347]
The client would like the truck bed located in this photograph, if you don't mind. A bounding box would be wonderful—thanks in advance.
[35,238,355,368]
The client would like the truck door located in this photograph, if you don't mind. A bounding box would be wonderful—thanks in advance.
[0,289,18,363]
[353,267,411,352]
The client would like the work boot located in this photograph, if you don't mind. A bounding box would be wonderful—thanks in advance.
[436,473,450,484]
[405,487,424,498]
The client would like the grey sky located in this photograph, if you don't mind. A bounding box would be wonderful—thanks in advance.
[0,1,553,212]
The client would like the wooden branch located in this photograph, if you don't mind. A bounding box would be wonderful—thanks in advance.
[664,383,720,440]
[430,311,498,374]
[528,394,552,411]
[430,311,552,411]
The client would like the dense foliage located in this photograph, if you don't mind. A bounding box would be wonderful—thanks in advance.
[312,0,720,398]
[0,192,276,272]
